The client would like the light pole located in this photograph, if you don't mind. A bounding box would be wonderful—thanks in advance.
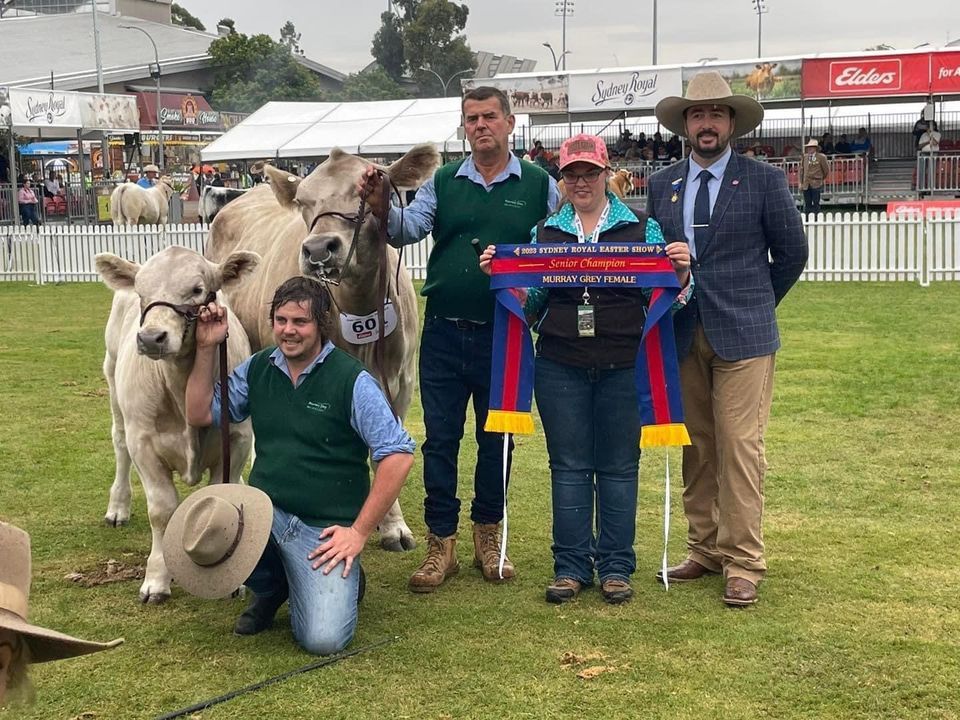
[751,0,768,57]
[652,0,658,65]
[542,42,571,72]
[419,67,474,97]
[120,25,164,171]
[554,0,574,71]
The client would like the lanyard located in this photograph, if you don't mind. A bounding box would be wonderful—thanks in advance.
[573,200,611,245]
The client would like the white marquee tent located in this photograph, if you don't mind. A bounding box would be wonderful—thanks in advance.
[200,97,520,161]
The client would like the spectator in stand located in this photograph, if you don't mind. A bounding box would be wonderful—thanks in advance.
[624,141,641,160]
[913,112,931,149]
[136,164,159,188]
[800,139,831,215]
[819,132,835,155]
[43,170,63,198]
[614,130,634,155]
[850,127,873,158]
[835,134,852,154]
[917,121,942,193]
[17,179,41,227]
[529,140,545,161]
[652,131,667,158]
[542,151,561,181]
[666,135,682,160]
[641,145,656,162]
[743,147,756,157]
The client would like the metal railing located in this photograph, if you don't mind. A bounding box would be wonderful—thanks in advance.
[915,151,960,194]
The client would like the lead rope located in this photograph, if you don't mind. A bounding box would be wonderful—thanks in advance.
[219,337,230,484]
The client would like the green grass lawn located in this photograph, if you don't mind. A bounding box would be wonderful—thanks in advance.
[1,280,958,719]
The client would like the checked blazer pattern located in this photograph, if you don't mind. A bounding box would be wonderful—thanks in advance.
[645,152,808,362]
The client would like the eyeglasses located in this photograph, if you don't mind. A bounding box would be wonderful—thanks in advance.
[560,168,603,185]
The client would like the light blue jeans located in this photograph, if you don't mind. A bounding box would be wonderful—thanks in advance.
[244,506,361,655]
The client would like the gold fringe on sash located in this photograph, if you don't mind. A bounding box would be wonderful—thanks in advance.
[639,423,692,448]
[484,410,535,435]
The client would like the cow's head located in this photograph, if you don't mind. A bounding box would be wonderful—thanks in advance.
[96,246,259,359]
[264,144,440,283]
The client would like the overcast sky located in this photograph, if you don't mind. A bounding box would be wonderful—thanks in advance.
[184,0,958,75]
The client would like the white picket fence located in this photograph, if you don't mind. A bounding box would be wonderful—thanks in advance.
[1,213,958,286]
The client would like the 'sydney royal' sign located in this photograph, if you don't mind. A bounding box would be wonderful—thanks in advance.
[568,68,681,113]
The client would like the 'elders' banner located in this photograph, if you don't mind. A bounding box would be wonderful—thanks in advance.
[802,54,930,98]
[931,51,960,93]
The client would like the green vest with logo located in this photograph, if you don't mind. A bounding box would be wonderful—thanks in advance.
[424,158,550,322]
[247,346,369,528]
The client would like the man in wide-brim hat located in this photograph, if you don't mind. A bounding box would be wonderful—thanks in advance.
[0,522,122,707]
[645,71,808,608]
[800,138,831,214]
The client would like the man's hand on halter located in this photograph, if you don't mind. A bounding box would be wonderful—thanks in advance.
[356,165,386,216]
[196,302,228,348]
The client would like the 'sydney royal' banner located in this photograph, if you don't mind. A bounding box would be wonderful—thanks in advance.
[485,242,691,448]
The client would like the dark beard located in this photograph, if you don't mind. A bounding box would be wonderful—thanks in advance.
[694,132,728,159]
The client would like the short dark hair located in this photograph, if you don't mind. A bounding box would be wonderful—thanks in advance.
[462,86,512,117]
[268,276,333,340]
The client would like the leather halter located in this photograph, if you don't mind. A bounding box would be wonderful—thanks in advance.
[140,291,217,327]
[304,170,401,417]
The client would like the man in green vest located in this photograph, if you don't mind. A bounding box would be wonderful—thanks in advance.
[185,277,415,654]
[360,86,560,592]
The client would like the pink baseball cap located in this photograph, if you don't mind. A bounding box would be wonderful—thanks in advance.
[558,134,610,170]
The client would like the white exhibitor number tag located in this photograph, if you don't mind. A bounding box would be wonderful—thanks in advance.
[339,301,398,345]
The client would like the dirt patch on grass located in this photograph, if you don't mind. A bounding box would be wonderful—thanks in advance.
[65,558,145,587]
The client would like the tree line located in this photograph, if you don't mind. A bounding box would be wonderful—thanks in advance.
[173,1,477,113]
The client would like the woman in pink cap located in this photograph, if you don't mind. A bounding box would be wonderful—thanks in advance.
[481,134,691,605]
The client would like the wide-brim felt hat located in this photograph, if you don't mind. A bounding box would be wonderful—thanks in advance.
[0,522,123,663]
[163,484,273,600]
[655,70,764,139]
[805,139,819,148]
[142,164,160,173]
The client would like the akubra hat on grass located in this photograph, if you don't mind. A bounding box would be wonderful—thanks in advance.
[0,522,123,663]
[162,484,272,600]
[655,70,764,139]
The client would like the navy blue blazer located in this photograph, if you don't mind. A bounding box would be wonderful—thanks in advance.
[646,152,807,362]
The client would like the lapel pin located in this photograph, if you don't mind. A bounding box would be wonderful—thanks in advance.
[731,179,740,186]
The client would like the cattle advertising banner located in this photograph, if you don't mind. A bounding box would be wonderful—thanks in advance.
[682,58,802,102]
[462,74,569,114]
[0,86,9,129]
[931,51,960,94]
[567,67,681,113]
[802,53,931,98]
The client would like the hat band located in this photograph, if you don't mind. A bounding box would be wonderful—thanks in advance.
[197,504,246,568]
[0,581,28,620]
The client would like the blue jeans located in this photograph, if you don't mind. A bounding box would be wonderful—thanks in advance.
[244,506,360,656]
[419,317,513,537]
[534,356,640,585]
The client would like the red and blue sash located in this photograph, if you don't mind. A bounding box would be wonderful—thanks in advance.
[485,242,691,448]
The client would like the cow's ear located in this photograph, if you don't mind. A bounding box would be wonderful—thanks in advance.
[387,144,441,189]
[95,253,139,290]
[264,164,300,208]
[218,251,260,290]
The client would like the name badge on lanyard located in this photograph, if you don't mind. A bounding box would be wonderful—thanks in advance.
[339,301,398,345]
[573,201,610,338]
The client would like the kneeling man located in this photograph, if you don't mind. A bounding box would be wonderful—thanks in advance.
[185,277,415,654]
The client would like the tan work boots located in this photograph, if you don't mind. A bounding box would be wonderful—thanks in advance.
[408,523,515,592]
[408,533,459,593]
[472,522,515,583]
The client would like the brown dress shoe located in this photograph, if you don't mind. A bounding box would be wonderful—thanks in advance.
[723,577,758,607]
[472,522,515,582]
[656,558,719,583]
[408,533,459,593]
